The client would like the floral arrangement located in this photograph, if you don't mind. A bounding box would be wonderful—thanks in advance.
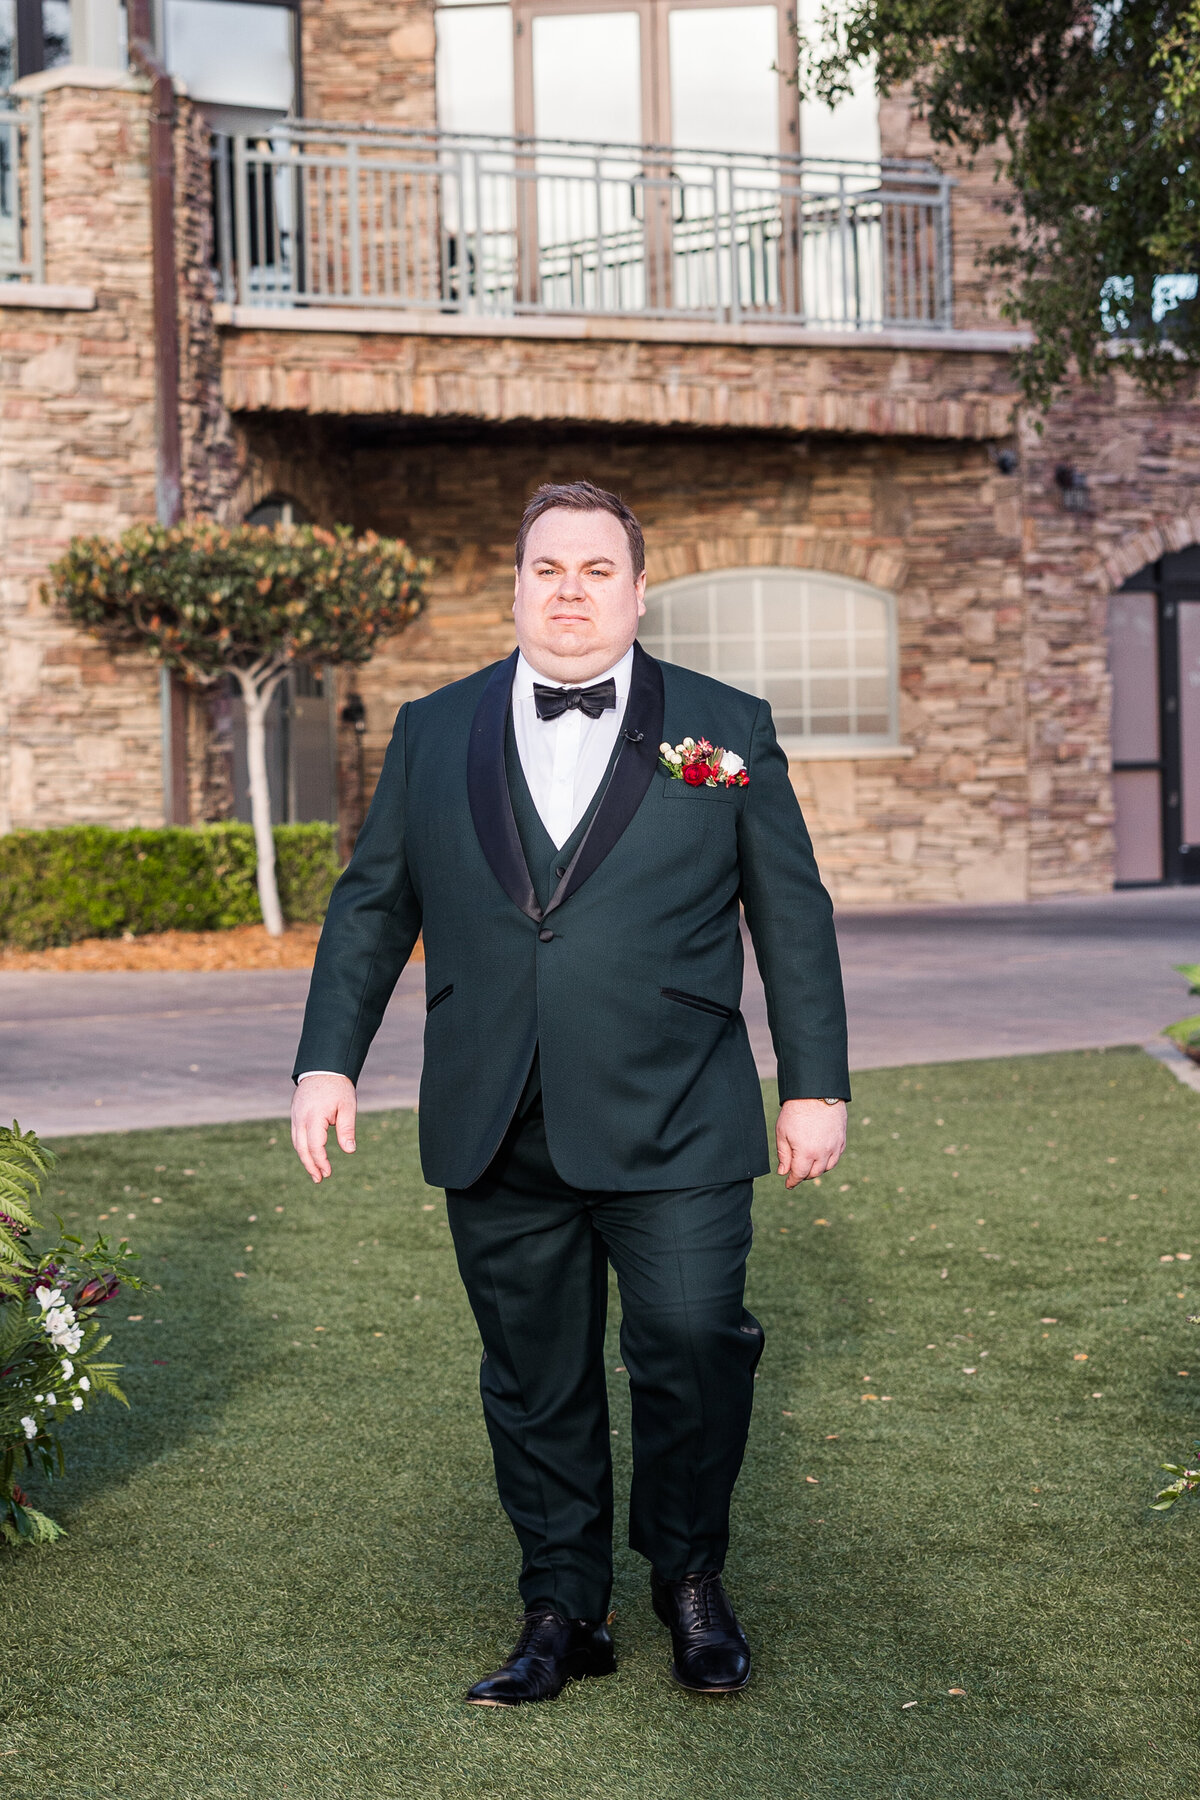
[1,1122,140,1546]
[659,737,749,789]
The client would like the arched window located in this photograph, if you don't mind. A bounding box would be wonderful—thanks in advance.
[639,567,899,753]
[245,493,309,527]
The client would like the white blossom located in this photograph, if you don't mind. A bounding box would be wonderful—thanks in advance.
[61,1358,74,1379]
[21,1417,37,1440]
[35,1285,65,1312]
[78,1376,91,1392]
[45,1392,57,1406]
[71,1396,84,1411]
[681,737,695,750]
[719,750,745,778]
[33,1393,44,1404]
[44,1304,82,1354]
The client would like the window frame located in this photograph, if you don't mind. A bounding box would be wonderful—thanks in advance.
[640,564,901,756]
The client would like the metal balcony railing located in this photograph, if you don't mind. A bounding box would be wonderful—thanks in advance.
[0,97,44,285]
[212,123,955,332]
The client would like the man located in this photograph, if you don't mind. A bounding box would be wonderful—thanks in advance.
[291,481,849,1705]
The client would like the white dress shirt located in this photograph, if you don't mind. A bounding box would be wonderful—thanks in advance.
[511,646,633,850]
[298,644,634,1082]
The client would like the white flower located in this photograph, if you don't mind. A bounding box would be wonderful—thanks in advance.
[719,750,745,778]
[35,1285,65,1312]
[21,1416,37,1439]
[44,1305,82,1354]
[78,1376,91,1392]
[61,1358,74,1379]
[45,1392,57,1406]
[71,1395,84,1411]
[33,1394,44,1404]
[681,737,695,750]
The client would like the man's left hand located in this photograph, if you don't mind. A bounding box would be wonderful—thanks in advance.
[775,1099,846,1188]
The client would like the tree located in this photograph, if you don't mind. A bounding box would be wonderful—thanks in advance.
[795,0,1200,407]
[46,523,430,936]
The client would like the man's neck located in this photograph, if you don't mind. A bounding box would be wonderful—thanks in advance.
[517,642,634,686]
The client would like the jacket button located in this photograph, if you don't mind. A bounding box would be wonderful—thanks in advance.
[538,928,555,943]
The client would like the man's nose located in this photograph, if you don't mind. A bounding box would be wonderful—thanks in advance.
[555,572,586,601]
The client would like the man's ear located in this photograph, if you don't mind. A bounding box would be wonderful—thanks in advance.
[635,569,647,614]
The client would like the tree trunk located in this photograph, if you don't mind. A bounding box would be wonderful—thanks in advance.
[237,670,286,938]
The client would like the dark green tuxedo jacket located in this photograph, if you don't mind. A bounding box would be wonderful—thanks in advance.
[294,643,849,1191]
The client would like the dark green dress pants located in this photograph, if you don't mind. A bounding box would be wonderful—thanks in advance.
[445,1066,765,1621]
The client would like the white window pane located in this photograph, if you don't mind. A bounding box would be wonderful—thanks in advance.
[0,0,14,88]
[532,13,640,144]
[796,0,879,161]
[165,0,294,111]
[669,7,778,156]
[644,566,896,748]
[715,636,757,674]
[436,6,514,136]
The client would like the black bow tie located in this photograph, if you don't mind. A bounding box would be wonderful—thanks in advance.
[533,678,617,722]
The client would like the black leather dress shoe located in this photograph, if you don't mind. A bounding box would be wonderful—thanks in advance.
[464,1610,616,1706]
[650,1569,751,1693]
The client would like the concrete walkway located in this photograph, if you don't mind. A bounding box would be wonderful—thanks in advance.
[2,888,1196,1138]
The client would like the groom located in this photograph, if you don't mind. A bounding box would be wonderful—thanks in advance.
[291,481,849,1703]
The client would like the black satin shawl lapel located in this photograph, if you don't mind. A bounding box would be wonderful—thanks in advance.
[544,642,665,918]
[467,650,541,923]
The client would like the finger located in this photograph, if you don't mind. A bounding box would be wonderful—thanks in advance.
[334,1094,357,1155]
[305,1113,332,1182]
[291,1108,321,1182]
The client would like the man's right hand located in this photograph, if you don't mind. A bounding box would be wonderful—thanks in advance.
[291,1073,358,1183]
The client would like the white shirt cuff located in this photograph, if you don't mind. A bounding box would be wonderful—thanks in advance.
[296,1070,345,1082]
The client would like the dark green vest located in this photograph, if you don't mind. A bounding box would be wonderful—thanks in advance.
[503,712,623,912]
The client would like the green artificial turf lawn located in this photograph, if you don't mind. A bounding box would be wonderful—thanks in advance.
[2,1047,1199,1800]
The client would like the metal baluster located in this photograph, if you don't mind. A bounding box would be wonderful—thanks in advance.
[233,135,251,306]
[347,140,362,301]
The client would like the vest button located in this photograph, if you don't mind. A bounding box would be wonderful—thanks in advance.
[538,928,555,943]
[555,865,566,878]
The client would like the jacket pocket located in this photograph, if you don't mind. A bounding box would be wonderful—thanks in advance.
[661,777,741,805]
[426,983,454,1014]
[661,986,735,1021]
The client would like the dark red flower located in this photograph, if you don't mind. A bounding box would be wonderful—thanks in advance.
[683,763,709,785]
[76,1273,120,1308]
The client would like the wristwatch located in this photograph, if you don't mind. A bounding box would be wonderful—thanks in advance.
[822,1096,843,1105]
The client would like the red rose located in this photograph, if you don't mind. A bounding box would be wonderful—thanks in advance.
[683,763,709,785]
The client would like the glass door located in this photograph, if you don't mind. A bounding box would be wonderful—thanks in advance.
[1110,550,1200,886]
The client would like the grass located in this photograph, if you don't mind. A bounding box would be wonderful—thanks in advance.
[2,1046,1199,1799]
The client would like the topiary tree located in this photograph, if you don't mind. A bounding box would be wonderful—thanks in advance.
[46,523,430,937]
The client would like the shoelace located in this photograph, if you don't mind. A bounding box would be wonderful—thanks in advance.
[681,1573,720,1632]
[510,1611,561,1661]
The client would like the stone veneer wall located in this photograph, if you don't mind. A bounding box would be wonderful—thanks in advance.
[0,74,236,834]
[0,77,164,832]
[301,0,436,126]
[1021,368,1200,896]
[238,415,1033,906]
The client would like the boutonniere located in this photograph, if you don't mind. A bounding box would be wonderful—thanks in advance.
[659,736,749,789]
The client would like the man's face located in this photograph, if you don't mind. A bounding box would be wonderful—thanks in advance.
[513,507,646,683]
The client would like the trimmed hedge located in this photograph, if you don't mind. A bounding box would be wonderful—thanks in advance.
[0,824,340,949]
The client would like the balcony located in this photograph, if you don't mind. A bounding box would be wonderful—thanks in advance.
[211,123,956,336]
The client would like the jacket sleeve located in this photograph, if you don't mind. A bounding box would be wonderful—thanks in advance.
[292,704,423,1084]
[737,699,851,1103]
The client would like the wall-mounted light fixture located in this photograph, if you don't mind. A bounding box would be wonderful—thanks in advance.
[1054,464,1091,513]
[988,444,1019,475]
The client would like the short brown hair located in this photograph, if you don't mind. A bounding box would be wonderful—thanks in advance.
[515,480,645,577]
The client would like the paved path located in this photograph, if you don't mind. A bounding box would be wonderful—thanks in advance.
[2,889,1196,1138]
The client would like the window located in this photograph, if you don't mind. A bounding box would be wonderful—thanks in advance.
[434,0,876,160]
[639,567,898,752]
[163,0,297,132]
[1,0,72,88]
